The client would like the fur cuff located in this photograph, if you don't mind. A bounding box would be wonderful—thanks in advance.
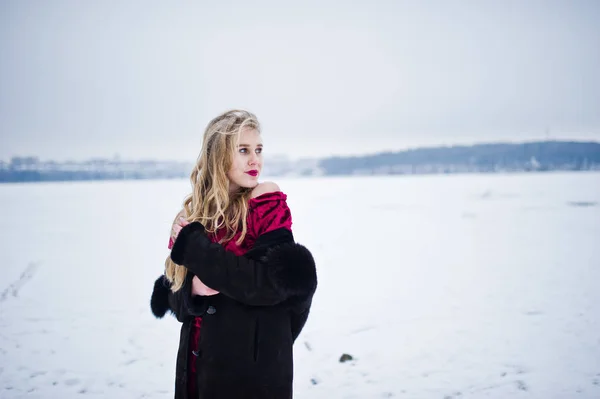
[170,222,207,265]
[150,275,171,318]
[266,243,317,298]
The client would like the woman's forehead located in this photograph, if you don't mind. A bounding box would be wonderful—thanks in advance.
[238,128,262,145]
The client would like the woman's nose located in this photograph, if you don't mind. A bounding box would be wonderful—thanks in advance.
[248,153,258,165]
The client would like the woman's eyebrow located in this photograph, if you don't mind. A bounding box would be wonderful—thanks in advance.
[238,143,263,147]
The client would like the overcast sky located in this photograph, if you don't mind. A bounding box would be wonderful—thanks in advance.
[1,0,599,162]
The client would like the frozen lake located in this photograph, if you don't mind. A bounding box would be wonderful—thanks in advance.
[1,172,599,398]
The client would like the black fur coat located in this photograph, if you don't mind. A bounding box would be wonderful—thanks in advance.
[151,224,317,399]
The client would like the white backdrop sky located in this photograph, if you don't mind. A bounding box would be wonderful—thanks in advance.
[1,0,599,162]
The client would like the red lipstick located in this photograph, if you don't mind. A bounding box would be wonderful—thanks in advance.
[246,170,258,177]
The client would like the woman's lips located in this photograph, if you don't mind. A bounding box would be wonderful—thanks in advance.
[245,170,258,177]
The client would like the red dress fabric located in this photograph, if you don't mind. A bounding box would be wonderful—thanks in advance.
[167,191,292,396]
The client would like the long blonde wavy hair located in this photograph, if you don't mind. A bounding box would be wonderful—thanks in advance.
[165,109,261,292]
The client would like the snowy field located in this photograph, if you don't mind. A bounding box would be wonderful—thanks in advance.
[1,172,599,399]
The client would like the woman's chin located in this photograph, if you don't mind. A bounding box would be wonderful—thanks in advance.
[245,177,260,187]
[235,180,259,190]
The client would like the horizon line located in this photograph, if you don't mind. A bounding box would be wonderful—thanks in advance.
[2,138,599,164]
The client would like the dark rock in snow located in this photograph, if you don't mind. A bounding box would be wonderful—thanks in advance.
[339,353,354,363]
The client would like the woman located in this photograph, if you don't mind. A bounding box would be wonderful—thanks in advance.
[150,109,317,399]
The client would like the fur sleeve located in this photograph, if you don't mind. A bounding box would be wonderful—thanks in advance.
[150,273,209,321]
[170,223,317,307]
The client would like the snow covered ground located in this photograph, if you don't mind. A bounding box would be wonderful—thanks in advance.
[1,172,599,398]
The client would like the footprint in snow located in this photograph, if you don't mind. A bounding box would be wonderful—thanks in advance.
[0,262,40,302]
[516,380,528,391]
[122,358,138,366]
[443,391,462,399]
[524,310,543,316]
[64,378,80,386]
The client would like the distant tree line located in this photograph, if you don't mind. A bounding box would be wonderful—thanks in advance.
[0,157,191,183]
[317,141,600,175]
[0,170,182,183]
[2,141,599,183]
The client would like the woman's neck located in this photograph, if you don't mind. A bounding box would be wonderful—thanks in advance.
[229,182,240,196]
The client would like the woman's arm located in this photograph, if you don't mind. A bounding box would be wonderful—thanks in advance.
[170,223,317,307]
[150,272,209,322]
[150,211,217,321]
[290,305,311,342]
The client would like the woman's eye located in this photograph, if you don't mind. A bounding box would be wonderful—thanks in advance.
[239,148,247,153]
[256,148,262,154]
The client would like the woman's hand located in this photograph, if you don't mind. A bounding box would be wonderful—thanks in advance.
[172,217,219,296]
[191,275,219,296]
[172,217,189,242]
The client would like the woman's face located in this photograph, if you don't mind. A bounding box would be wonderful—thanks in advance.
[227,128,263,192]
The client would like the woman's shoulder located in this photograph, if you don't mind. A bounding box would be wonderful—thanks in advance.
[247,182,292,235]
[250,182,283,199]
[248,182,287,207]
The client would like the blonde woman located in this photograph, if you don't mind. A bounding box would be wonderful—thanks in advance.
[150,109,317,399]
